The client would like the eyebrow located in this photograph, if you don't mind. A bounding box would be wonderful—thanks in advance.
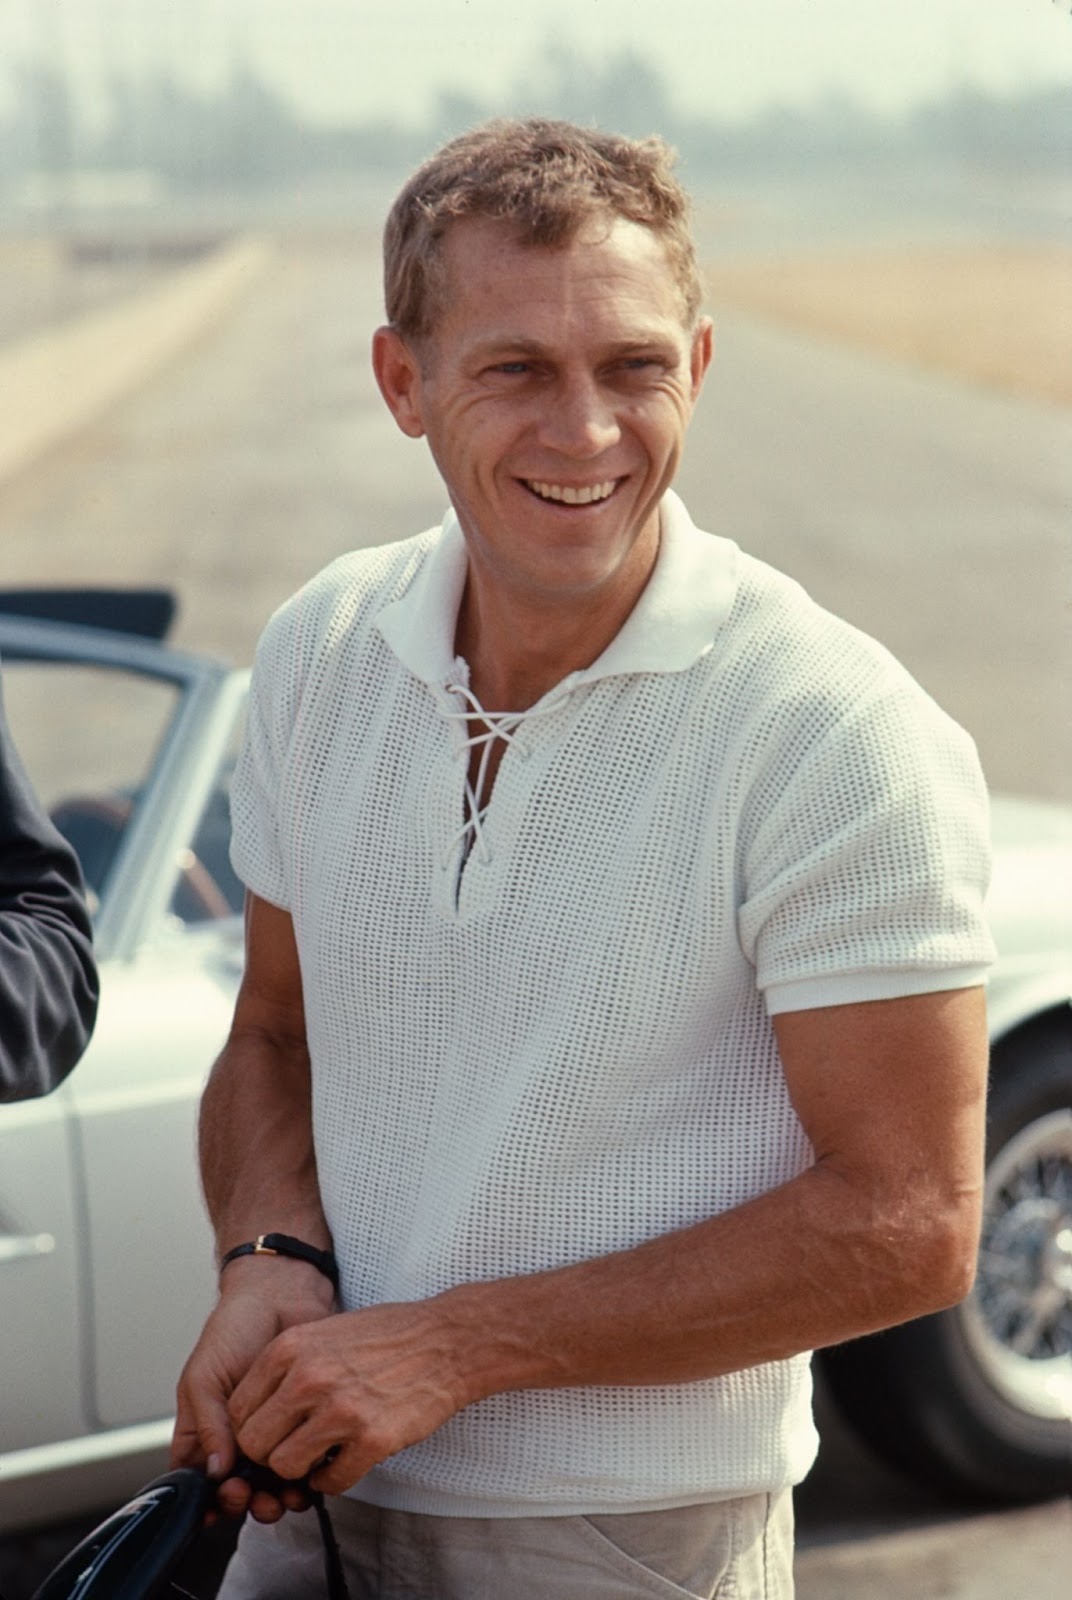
[468,332,682,362]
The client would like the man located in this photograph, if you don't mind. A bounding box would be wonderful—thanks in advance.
[174,119,995,1598]
[0,665,98,1100]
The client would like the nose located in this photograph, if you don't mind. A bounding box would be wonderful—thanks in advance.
[536,373,620,459]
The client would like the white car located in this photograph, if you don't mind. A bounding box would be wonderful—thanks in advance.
[1,591,1069,1532]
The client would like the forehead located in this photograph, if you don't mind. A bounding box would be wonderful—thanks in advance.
[429,215,689,347]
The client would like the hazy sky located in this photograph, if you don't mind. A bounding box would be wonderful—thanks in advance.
[2,0,1071,126]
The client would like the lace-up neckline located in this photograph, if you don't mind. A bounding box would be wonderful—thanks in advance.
[440,675,567,866]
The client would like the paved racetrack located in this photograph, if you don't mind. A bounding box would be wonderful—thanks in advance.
[1,230,1067,803]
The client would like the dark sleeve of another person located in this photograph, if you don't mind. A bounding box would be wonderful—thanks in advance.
[0,679,100,1102]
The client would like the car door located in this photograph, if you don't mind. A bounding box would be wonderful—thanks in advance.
[0,1088,84,1452]
[0,615,248,1448]
[66,923,241,1427]
[70,717,249,1428]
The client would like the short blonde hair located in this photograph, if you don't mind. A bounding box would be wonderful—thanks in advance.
[384,118,703,344]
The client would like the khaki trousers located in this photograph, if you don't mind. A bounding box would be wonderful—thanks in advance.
[216,1488,794,1599]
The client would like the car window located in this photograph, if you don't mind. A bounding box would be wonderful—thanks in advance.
[1,659,178,914]
[167,710,246,925]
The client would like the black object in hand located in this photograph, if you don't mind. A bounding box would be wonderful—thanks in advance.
[27,1454,350,1600]
[29,1468,212,1600]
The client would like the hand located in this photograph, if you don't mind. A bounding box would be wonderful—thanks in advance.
[171,1258,336,1522]
[227,1298,476,1495]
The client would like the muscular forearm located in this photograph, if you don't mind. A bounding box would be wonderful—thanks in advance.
[221,988,987,1498]
[436,989,987,1404]
[199,1022,330,1257]
[223,1147,981,1496]
[434,1157,980,1406]
[175,895,338,1500]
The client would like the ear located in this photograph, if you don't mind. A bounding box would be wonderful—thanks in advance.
[689,316,714,400]
[372,325,426,438]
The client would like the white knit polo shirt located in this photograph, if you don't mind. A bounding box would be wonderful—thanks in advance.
[230,491,995,1516]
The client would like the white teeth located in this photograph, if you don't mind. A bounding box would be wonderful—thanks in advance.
[527,480,616,505]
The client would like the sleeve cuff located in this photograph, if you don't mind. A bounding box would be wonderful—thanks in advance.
[763,964,991,1017]
[228,840,290,913]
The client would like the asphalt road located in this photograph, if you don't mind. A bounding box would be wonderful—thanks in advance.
[0,227,1068,800]
[0,233,1069,1595]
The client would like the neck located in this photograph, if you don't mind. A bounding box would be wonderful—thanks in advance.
[455,546,658,712]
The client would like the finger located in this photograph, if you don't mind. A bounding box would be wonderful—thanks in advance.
[229,1348,318,1469]
[235,1406,341,1488]
[227,1337,291,1434]
[281,1485,313,1513]
[169,1405,204,1472]
[219,1471,307,1521]
[309,1442,368,1497]
[173,1376,238,1482]
[213,1474,254,1521]
[235,1409,320,1490]
[248,1488,288,1525]
[194,1403,239,1484]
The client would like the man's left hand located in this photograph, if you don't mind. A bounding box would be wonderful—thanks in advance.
[226,1298,475,1493]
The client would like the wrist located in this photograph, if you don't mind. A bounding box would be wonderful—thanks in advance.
[435,1276,568,1406]
[220,1232,339,1289]
[216,1228,337,1305]
[217,1246,338,1314]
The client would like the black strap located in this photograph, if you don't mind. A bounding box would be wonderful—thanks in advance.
[219,1232,340,1289]
[234,1457,351,1600]
[311,1490,351,1600]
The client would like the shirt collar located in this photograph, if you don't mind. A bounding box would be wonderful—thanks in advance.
[375,489,739,691]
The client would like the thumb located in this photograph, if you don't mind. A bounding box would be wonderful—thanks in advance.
[172,1375,237,1481]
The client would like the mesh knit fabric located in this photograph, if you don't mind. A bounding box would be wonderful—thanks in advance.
[230,492,995,1515]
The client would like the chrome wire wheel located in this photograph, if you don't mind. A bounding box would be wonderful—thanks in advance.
[819,1018,1071,1501]
[961,1108,1072,1423]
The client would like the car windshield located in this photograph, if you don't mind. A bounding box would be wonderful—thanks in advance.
[2,657,177,911]
[171,707,246,925]
[1,653,245,926]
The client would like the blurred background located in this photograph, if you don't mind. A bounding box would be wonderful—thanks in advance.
[1,0,1069,804]
[0,0,1068,802]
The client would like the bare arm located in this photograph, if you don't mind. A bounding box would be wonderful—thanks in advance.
[198,892,328,1254]
[172,893,335,1512]
[227,985,989,1492]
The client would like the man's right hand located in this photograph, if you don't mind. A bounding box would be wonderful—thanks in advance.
[177,892,335,1520]
[171,1257,336,1522]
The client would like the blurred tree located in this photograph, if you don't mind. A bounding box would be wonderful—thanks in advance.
[0,31,1066,201]
[509,39,679,139]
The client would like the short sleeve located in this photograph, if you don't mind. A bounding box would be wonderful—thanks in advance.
[738,687,997,1015]
[229,616,295,911]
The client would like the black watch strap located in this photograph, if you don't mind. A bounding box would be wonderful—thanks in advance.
[220,1232,340,1288]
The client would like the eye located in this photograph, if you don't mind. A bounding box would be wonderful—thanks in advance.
[610,355,666,379]
[490,361,532,376]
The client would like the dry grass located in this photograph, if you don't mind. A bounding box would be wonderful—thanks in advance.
[705,245,1072,407]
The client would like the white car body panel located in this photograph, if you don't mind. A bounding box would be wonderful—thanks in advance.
[985,797,1072,1039]
[1,1096,83,1452]
[68,938,239,1428]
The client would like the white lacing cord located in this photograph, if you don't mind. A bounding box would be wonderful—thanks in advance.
[440,680,565,865]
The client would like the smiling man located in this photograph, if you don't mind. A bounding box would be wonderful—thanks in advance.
[174,120,995,1599]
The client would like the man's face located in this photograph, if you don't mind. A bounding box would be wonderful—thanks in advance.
[376,214,712,609]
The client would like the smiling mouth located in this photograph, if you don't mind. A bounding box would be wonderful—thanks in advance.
[521,478,619,506]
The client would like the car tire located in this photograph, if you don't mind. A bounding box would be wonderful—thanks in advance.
[818,1009,1072,1503]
